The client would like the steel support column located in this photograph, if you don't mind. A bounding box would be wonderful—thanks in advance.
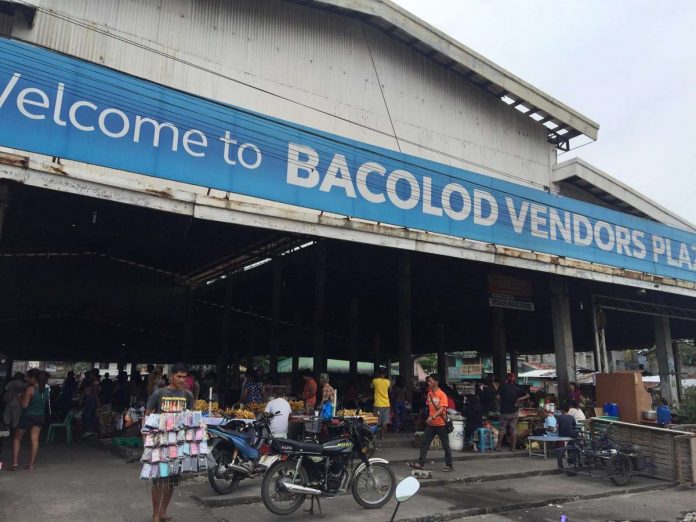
[398,253,413,396]
[269,258,282,381]
[436,322,447,383]
[550,278,576,400]
[313,244,327,375]
[655,316,678,405]
[491,307,507,383]
[349,298,359,376]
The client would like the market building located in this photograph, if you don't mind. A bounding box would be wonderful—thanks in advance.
[0,0,695,404]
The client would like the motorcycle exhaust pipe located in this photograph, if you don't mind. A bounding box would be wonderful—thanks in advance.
[226,463,252,477]
[278,483,321,496]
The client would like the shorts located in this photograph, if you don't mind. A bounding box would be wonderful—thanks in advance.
[499,412,519,434]
[17,415,45,430]
[375,407,390,426]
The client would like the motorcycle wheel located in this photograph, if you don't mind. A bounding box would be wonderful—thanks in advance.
[609,453,633,486]
[261,461,310,516]
[556,448,578,477]
[208,448,242,495]
[351,462,395,509]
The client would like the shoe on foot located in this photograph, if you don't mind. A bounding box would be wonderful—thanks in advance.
[442,466,453,472]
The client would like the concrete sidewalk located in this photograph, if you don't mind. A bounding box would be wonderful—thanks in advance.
[189,451,558,507]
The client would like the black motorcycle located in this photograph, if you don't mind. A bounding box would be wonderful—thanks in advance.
[261,417,395,516]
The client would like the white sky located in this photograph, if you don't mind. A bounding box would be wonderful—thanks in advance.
[392,0,696,226]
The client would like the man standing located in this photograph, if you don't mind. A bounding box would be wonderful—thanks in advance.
[264,386,292,439]
[302,370,318,414]
[408,374,453,472]
[371,368,391,441]
[496,373,529,452]
[144,363,193,522]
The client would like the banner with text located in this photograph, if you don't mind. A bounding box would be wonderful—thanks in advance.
[1,38,695,283]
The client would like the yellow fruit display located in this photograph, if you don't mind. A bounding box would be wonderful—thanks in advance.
[223,408,255,419]
[289,401,304,411]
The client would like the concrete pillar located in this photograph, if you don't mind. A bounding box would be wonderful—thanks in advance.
[654,316,678,405]
[269,258,282,381]
[673,341,684,403]
[313,244,327,375]
[436,323,447,384]
[349,298,359,375]
[398,253,413,398]
[510,349,519,376]
[550,278,576,401]
[181,287,194,363]
[217,276,235,399]
[0,184,9,248]
[372,332,382,375]
[292,310,301,394]
[490,307,507,383]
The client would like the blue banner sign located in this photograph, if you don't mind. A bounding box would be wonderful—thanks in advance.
[1,38,695,283]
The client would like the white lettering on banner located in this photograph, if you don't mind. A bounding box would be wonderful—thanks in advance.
[442,183,471,221]
[53,83,67,126]
[506,198,529,234]
[69,100,97,131]
[17,87,49,120]
[0,73,19,108]
[287,142,320,187]
[2,62,696,281]
[356,162,386,203]
[134,116,179,151]
[183,129,208,158]
[474,189,498,226]
[422,177,443,216]
[386,170,420,210]
[530,203,549,239]
[319,154,356,198]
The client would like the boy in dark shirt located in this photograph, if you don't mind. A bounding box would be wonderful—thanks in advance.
[556,403,577,438]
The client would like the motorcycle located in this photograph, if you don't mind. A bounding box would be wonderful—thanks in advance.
[261,417,395,516]
[302,416,378,458]
[206,411,280,494]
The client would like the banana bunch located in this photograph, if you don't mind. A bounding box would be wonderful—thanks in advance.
[337,409,358,417]
[245,402,268,413]
[289,400,304,411]
[194,399,224,415]
[224,408,256,419]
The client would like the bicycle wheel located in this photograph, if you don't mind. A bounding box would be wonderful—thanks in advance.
[609,453,633,486]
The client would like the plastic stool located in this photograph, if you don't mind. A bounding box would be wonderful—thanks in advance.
[475,428,495,453]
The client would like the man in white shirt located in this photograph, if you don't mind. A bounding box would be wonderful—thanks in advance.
[567,399,586,422]
[265,389,292,439]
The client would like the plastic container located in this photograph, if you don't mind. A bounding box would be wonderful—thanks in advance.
[603,403,620,418]
[448,420,465,450]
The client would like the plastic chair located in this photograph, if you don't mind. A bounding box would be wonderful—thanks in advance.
[46,410,74,444]
[475,427,496,452]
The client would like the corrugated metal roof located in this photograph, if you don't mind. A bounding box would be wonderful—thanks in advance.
[284,0,599,150]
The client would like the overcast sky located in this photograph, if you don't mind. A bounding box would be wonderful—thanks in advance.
[393,0,696,226]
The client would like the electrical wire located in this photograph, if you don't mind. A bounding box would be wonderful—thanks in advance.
[2,6,696,277]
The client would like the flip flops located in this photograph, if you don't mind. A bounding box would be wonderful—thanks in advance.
[407,462,424,470]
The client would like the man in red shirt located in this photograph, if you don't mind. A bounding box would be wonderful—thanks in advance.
[408,374,453,472]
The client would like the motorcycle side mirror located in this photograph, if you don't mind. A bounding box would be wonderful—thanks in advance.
[390,477,420,522]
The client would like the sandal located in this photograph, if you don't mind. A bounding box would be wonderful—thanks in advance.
[160,517,173,522]
[8,464,18,471]
[407,462,424,470]
[442,466,453,472]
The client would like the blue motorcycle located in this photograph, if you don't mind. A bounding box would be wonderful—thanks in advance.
[206,411,281,494]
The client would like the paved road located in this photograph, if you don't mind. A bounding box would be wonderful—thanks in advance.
[0,440,692,522]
